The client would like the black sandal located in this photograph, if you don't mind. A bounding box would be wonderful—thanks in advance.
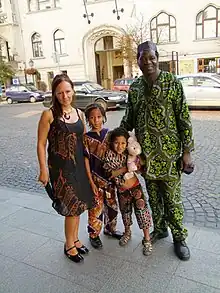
[64,245,84,263]
[74,240,89,254]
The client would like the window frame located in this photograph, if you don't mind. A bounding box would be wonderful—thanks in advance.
[53,29,65,55]
[31,32,43,58]
[150,11,177,44]
[196,5,220,39]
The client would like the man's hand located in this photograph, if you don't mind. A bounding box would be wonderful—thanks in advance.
[182,152,194,175]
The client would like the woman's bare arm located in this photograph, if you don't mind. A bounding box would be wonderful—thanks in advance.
[37,110,52,183]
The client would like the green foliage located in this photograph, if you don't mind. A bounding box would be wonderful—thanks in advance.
[0,60,15,85]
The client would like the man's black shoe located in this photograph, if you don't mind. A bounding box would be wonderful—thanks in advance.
[174,240,190,261]
[89,236,103,249]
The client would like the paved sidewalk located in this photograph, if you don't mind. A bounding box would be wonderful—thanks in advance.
[0,187,220,293]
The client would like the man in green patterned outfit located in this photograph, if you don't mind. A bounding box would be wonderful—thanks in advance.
[120,41,194,261]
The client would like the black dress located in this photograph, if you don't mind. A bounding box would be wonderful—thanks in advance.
[47,108,94,216]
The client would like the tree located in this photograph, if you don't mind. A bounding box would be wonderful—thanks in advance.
[117,13,166,77]
[0,60,15,87]
[117,14,151,77]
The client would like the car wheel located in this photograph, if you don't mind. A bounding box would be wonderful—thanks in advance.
[30,96,36,103]
[7,97,13,104]
[95,98,107,111]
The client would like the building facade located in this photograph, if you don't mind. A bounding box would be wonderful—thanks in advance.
[0,0,220,89]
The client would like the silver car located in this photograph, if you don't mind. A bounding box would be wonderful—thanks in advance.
[177,73,220,108]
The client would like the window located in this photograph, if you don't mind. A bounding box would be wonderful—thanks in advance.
[53,29,65,55]
[198,58,217,73]
[178,77,195,87]
[31,33,43,57]
[126,79,135,85]
[74,85,87,93]
[38,0,51,10]
[54,0,60,7]
[8,86,19,91]
[150,12,177,44]
[196,5,220,39]
[28,0,60,12]
[19,86,28,91]
[115,80,124,85]
[196,77,220,87]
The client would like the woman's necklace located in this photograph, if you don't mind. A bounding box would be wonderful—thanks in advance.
[63,107,73,120]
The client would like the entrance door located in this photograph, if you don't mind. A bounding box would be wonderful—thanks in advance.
[95,53,101,85]
[94,36,124,89]
[113,66,124,81]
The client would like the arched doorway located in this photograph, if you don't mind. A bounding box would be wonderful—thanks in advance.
[83,25,126,89]
[94,36,124,89]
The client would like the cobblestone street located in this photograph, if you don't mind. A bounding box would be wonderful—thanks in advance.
[0,103,220,229]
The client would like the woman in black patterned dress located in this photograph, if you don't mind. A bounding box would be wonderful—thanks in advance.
[37,74,94,263]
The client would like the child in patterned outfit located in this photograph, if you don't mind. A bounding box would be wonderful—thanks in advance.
[103,127,152,256]
[84,103,123,249]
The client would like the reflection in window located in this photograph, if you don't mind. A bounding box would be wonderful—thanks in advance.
[150,12,177,44]
[179,77,195,87]
[31,33,43,57]
[196,77,219,87]
[53,29,65,55]
[74,85,87,93]
[196,5,220,39]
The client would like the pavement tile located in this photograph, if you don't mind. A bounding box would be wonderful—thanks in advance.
[98,261,171,293]
[0,228,49,261]
[0,188,23,202]
[58,251,125,291]
[23,238,124,292]
[4,194,53,213]
[126,241,180,274]
[189,228,220,254]
[166,276,220,293]
[175,248,220,289]
[0,259,94,293]
[0,254,17,282]
[0,223,19,242]
[0,202,22,221]
[1,208,64,240]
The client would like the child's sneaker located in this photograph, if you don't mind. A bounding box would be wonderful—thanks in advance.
[119,231,131,246]
[142,239,153,256]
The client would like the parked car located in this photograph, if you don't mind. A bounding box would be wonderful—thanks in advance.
[112,78,136,92]
[6,85,45,104]
[177,73,220,109]
[43,81,128,110]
